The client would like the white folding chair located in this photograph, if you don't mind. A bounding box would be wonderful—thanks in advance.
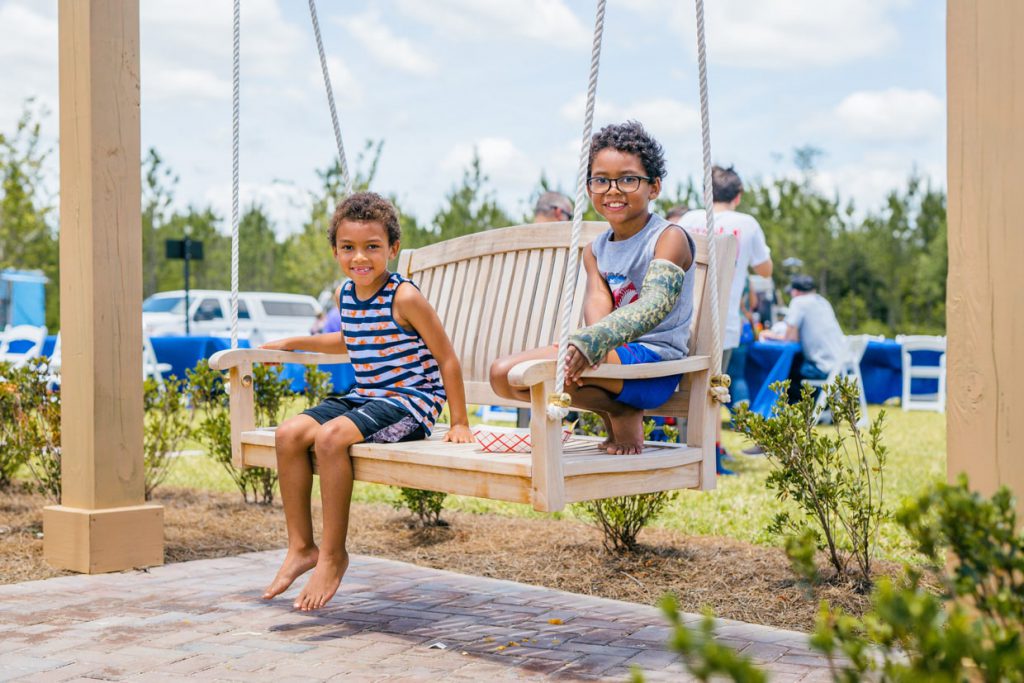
[900,335,947,412]
[0,324,47,368]
[143,336,173,385]
[804,335,870,428]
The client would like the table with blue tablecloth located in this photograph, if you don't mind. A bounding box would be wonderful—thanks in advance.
[42,335,355,394]
[735,340,910,417]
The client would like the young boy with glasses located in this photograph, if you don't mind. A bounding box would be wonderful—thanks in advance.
[490,121,696,455]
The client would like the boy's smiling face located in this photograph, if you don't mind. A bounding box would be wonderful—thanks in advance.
[588,148,661,232]
[333,219,399,291]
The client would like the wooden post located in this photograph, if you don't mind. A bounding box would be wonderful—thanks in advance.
[43,0,163,573]
[947,1,1024,516]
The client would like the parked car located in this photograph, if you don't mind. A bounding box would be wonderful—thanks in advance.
[142,290,322,346]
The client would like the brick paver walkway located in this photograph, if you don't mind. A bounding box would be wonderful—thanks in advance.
[0,551,834,682]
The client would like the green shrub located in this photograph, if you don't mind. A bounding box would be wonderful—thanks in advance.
[733,376,888,590]
[0,361,30,487]
[808,475,1024,681]
[0,360,62,501]
[574,491,678,553]
[142,376,192,500]
[637,477,1024,682]
[394,487,448,527]
[303,365,333,409]
[576,410,606,438]
[252,363,292,427]
[187,360,283,505]
[572,416,675,552]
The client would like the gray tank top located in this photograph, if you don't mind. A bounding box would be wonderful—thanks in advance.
[590,213,696,360]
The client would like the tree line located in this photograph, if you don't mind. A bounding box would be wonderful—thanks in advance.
[1,107,946,335]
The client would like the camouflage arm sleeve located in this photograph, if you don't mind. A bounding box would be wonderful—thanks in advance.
[568,259,685,365]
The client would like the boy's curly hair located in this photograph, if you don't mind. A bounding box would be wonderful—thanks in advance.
[328,191,401,247]
[588,121,667,180]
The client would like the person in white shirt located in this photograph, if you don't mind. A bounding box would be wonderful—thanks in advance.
[677,166,773,361]
[677,166,772,472]
[762,274,847,402]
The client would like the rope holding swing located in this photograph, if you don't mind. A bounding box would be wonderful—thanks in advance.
[694,0,730,404]
[548,0,608,420]
[230,0,241,350]
[308,0,353,197]
[229,0,354,351]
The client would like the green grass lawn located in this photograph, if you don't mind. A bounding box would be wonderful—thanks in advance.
[164,404,945,564]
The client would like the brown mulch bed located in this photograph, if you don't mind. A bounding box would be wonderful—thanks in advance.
[1,484,902,632]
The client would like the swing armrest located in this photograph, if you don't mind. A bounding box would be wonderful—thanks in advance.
[508,355,711,388]
[209,348,351,370]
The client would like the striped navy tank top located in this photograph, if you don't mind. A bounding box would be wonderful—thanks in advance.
[340,272,446,435]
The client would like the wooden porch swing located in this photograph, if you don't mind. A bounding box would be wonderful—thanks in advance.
[209,0,737,513]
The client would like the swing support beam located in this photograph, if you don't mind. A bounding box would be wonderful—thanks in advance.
[43,0,163,574]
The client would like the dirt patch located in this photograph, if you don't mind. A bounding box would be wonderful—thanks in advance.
[1,485,900,631]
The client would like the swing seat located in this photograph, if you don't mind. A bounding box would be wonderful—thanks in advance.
[209,222,736,512]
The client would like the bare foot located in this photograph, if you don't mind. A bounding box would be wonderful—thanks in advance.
[606,408,645,455]
[263,546,319,600]
[264,547,318,599]
[294,551,350,611]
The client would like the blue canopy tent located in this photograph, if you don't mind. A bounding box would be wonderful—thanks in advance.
[0,269,47,328]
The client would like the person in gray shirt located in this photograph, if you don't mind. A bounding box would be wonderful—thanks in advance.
[762,274,847,401]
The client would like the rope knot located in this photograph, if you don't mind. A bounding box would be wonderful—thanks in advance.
[709,373,731,404]
[546,392,572,420]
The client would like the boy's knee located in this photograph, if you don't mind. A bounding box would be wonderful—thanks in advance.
[489,357,512,393]
[314,419,360,457]
[276,416,315,451]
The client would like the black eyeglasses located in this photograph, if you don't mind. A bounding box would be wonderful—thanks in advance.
[586,175,652,194]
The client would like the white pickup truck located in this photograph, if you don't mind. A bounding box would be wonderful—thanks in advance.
[142,289,322,346]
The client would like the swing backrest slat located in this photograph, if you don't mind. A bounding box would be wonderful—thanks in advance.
[395,221,726,419]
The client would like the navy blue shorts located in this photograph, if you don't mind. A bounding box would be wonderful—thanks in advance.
[302,396,426,443]
[613,343,683,410]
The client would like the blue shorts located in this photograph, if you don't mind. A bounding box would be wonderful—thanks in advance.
[613,343,683,410]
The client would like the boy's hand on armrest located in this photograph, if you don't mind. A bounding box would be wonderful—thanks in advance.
[259,339,292,351]
[565,344,599,387]
[257,338,292,365]
[444,423,474,443]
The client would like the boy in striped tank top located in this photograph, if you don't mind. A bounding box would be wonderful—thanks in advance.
[260,192,473,611]
[491,122,696,457]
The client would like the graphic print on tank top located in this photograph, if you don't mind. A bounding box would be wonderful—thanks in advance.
[605,272,639,309]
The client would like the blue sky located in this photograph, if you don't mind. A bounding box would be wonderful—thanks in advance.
[1,0,945,236]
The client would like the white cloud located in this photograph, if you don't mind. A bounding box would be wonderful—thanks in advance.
[338,12,437,76]
[559,94,699,136]
[0,2,57,125]
[559,95,618,126]
[441,137,538,197]
[203,180,313,237]
[0,2,54,63]
[141,0,302,77]
[614,0,909,69]
[396,0,589,49]
[834,88,944,143]
[810,155,945,214]
[307,56,364,108]
[144,65,230,102]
